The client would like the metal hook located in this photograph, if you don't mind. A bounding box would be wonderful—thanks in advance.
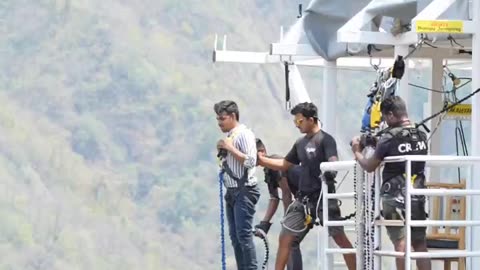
[297,4,303,18]
[370,57,381,71]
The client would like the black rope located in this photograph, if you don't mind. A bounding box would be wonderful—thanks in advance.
[423,40,438,49]
[367,44,382,56]
[408,78,471,94]
[458,121,469,156]
[426,111,448,142]
[338,211,356,221]
[284,62,291,110]
[459,49,472,55]
[297,4,303,18]
[374,87,480,137]
[448,35,464,48]
[408,83,450,93]
[415,88,480,132]
[329,171,356,221]
[403,37,426,60]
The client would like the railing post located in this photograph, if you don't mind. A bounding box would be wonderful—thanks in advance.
[405,160,412,270]
[320,176,328,269]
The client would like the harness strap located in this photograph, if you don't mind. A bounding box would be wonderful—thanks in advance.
[381,174,426,209]
[382,199,428,221]
[221,160,248,188]
[218,126,251,188]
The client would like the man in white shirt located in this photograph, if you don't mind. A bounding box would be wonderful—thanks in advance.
[215,100,259,270]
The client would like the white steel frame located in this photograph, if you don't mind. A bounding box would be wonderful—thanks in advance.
[338,2,480,269]
[212,0,480,268]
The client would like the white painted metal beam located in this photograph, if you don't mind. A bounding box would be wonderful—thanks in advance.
[270,43,319,57]
[428,57,444,183]
[338,30,419,45]
[469,0,480,268]
[288,64,311,104]
[213,50,320,64]
[413,0,457,20]
[213,50,280,64]
[337,2,375,34]
[321,61,337,135]
[454,20,475,34]
[272,43,472,60]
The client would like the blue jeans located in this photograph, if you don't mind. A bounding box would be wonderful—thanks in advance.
[225,186,260,270]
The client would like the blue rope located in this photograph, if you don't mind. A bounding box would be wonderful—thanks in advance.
[219,171,227,270]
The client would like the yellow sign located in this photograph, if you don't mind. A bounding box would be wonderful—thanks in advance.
[447,103,471,117]
[415,20,464,33]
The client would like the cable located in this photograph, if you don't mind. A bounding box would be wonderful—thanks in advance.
[448,35,465,48]
[403,37,426,60]
[416,88,480,132]
[408,83,449,94]
[408,78,471,94]
[423,40,438,49]
[426,111,448,142]
[336,171,349,190]
[458,121,469,156]
[284,62,291,110]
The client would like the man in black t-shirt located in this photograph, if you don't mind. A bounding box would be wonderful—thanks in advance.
[254,138,303,270]
[258,102,356,270]
[254,138,293,234]
[351,96,431,270]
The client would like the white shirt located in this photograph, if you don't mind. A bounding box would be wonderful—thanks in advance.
[221,124,257,188]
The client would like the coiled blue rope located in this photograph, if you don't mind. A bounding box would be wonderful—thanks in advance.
[218,171,227,270]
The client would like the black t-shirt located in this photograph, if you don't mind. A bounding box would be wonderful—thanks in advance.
[263,154,283,198]
[285,130,338,194]
[286,165,301,197]
[374,126,428,182]
[264,160,301,198]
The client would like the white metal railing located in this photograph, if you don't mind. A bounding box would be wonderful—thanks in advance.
[318,160,359,269]
[318,155,480,270]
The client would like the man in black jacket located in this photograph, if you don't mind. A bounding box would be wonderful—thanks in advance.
[351,96,431,270]
[254,138,302,270]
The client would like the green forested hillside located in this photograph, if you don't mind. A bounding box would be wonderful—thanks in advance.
[0,1,314,269]
[0,1,459,269]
